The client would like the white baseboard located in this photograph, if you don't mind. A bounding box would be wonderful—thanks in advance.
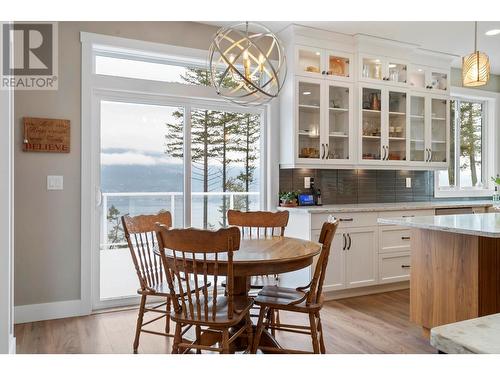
[8,334,15,354]
[324,281,409,301]
[14,299,87,324]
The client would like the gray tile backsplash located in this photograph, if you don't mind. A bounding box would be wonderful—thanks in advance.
[279,169,434,204]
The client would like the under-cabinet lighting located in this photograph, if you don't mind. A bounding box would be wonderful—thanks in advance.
[389,64,397,68]
[485,29,500,36]
[303,91,311,95]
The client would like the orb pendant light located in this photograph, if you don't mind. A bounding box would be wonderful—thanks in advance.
[462,21,490,87]
[208,22,287,106]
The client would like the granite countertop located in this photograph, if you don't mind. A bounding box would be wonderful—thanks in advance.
[378,213,500,238]
[278,200,493,214]
[431,313,500,354]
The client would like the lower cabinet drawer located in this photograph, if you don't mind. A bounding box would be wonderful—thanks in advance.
[379,227,411,253]
[378,251,411,284]
[311,212,378,230]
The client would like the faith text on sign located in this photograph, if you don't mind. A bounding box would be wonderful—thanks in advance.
[23,117,70,153]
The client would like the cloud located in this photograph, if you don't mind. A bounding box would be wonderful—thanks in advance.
[101,152,181,166]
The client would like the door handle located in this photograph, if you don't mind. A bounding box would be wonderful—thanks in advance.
[381,145,386,161]
[401,265,411,269]
[342,233,346,250]
[325,143,329,159]
[95,186,103,207]
[429,148,432,162]
[321,144,325,159]
[401,236,411,240]
[347,233,352,250]
[339,218,354,222]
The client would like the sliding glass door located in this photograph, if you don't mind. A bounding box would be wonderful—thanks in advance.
[99,100,185,303]
[95,97,263,308]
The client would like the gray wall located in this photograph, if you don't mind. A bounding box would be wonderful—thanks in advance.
[14,22,220,306]
[451,67,500,92]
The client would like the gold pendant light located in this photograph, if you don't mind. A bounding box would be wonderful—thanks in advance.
[462,21,490,87]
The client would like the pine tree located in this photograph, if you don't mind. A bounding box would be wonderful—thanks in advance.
[459,101,482,186]
[107,205,124,249]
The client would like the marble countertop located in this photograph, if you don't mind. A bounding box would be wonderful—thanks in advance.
[431,313,500,354]
[278,200,493,214]
[378,213,500,238]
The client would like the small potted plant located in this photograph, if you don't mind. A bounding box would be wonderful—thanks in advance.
[279,191,298,207]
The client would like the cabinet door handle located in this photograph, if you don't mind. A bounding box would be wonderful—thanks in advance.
[325,143,329,159]
[402,215,414,218]
[347,233,352,250]
[321,71,326,75]
[401,236,411,240]
[339,218,354,222]
[381,145,386,161]
[429,149,432,162]
[321,144,325,159]
[401,265,411,269]
[342,233,346,250]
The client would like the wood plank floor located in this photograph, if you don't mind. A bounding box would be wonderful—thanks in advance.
[14,289,435,354]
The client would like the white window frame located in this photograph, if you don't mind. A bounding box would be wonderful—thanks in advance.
[80,32,276,311]
[434,87,498,198]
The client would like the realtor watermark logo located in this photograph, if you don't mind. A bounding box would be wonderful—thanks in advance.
[1,22,58,90]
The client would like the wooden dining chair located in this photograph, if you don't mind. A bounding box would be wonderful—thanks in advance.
[250,220,339,354]
[227,209,289,289]
[156,225,253,354]
[121,212,176,353]
[226,209,289,333]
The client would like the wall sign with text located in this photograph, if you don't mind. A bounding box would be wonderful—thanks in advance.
[23,117,70,153]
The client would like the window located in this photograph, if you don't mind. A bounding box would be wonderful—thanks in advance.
[83,36,267,307]
[436,94,493,197]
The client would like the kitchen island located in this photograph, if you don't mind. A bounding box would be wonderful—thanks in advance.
[378,213,500,337]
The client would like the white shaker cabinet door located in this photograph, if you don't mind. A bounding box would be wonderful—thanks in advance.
[322,231,346,292]
[345,227,378,288]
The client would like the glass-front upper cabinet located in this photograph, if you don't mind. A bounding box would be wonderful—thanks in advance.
[296,46,353,81]
[410,95,426,162]
[361,87,383,160]
[327,83,352,161]
[297,79,322,160]
[408,65,449,93]
[387,90,407,161]
[359,54,408,85]
[430,98,448,163]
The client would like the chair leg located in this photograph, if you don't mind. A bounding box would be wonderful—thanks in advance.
[133,294,147,354]
[172,322,182,354]
[316,312,326,354]
[269,308,276,337]
[165,297,171,334]
[245,312,253,353]
[251,307,267,354]
[221,329,230,354]
[308,312,320,354]
[195,326,202,354]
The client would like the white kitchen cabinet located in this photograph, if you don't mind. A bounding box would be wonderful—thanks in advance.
[296,45,353,82]
[293,77,354,166]
[378,251,411,284]
[359,85,409,165]
[408,64,449,94]
[359,54,409,86]
[322,231,346,292]
[409,93,449,167]
[344,227,379,288]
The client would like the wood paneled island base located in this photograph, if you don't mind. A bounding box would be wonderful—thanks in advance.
[410,228,500,333]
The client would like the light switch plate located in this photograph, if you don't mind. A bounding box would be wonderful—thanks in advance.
[406,177,412,188]
[304,177,311,189]
[47,175,64,190]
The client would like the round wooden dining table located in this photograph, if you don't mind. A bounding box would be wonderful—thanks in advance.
[155,235,321,352]
[193,236,321,352]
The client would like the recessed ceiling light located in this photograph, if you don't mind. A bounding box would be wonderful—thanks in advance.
[303,91,311,95]
[389,64,397,68]
[315,52,320,56]
[417,68,423,72]
[485,29,500,36]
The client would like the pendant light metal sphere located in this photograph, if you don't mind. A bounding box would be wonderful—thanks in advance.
[462,51,490,87]
[208,22,287,106]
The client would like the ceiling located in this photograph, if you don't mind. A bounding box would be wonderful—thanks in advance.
[203,21,500,74]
